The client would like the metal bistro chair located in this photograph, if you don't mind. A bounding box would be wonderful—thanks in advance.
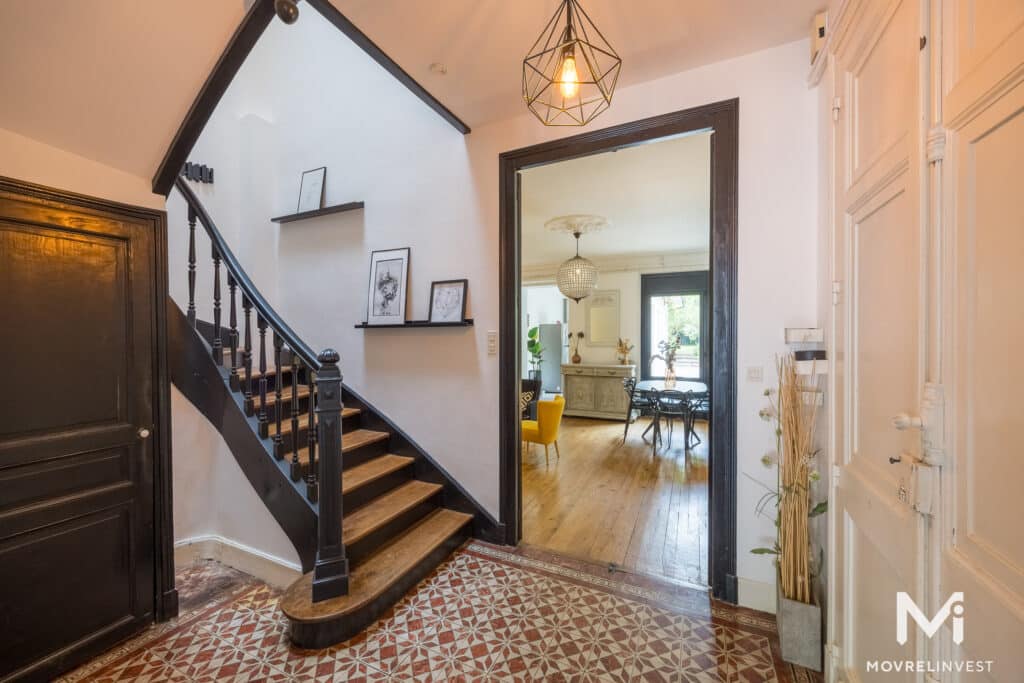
[621,377,654,443]
[684,391,710,448]
[653,389,689,453]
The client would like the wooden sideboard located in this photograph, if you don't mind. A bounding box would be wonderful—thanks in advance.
[561,364,636,420]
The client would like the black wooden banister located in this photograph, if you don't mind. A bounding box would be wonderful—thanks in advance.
[174,177,320,371]
[173,175,347,603]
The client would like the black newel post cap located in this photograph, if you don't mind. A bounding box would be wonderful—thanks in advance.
[318,349,340,364]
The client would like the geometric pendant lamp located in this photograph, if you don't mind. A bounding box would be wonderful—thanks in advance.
[523,0,622,126]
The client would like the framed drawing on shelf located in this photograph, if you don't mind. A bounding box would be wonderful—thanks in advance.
[365,248,410,326]
[297,166,326,213]
[428,279,468,323]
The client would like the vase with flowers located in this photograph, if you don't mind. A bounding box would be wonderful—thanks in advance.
[651,333,682,387]
[616,338,634,365]
[568,330,585,364]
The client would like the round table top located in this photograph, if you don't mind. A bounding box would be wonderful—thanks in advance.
[635,379,708,394]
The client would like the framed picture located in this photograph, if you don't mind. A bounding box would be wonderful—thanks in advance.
[366,248,410,325]
[429,279,468,323]
[297,166,326,213]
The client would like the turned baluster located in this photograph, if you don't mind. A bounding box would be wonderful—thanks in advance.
[312,349,348,602]
[289,355,302,482]
[257,315,269,438]
[306,368,318,502]
[272,333,284,459]
[211,244,223,363]
[227,274,240,391]
[242,297,254,415]
[186,206,197,327]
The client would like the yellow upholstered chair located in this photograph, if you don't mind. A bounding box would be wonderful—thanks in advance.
[521,395,565,465]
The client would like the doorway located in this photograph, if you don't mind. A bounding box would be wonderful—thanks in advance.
[499,100,739,601]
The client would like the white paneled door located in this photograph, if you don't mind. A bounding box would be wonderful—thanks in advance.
[827,0,1024,680]
[941,0,1024,678]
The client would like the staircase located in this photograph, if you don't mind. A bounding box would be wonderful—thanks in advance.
[169,178,484,648]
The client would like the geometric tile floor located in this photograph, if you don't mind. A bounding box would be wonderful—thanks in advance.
[60,543,822,682]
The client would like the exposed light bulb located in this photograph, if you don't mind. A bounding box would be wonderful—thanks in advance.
[559,53,579,98]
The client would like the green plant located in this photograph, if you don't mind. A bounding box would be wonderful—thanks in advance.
[650,333,683,373]
[526,326,544,371]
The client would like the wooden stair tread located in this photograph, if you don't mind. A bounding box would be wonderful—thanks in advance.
[269,408,362,436]
[262,384,312,406]
[281,508,472,623]
[342,455,415,495]
[343,480,442,546]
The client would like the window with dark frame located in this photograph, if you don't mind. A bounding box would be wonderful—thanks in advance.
[640,271,710,382]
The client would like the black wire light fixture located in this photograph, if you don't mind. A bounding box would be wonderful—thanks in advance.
[523,0,622,126]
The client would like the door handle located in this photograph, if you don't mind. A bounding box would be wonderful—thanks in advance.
[137,427,152,439]
[892,413,923,431]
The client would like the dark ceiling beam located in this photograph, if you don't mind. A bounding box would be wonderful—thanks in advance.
[152,0,276,196]
[305,0,471,135]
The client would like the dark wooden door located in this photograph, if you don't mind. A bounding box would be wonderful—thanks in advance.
[0,184,162,681]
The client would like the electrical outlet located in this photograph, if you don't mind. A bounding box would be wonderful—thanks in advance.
[746,366,764,382]
[487,331,497,356]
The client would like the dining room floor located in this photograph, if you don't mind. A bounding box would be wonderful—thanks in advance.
[521,415,708,587]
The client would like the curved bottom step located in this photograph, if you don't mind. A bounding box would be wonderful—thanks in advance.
[280,508,473,648]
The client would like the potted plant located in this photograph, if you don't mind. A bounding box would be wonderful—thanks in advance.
[751,354,826,671]
[651,333,682,387]
[526,326,544,383]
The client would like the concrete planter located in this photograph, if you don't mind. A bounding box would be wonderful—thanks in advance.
[776,577,823,672]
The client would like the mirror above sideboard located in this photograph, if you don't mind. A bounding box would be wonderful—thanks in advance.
[585,289,620,347]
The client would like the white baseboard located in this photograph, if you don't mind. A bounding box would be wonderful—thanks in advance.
[737,577,777,614]
[175,535,302,589]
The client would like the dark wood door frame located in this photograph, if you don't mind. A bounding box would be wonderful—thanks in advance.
[498,99,739,602]
[0,177,177,673]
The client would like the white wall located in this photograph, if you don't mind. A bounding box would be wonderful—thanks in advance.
[0,126,163,209]
[167,8,817,607]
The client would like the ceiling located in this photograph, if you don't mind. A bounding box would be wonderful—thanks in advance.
[330,0,820,127]
[0,0,248,180]
[520,131,711,268]
[0,1,816,184]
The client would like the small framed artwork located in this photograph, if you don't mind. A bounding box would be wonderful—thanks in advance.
[429,279,468,323]
[366,248,410,325]
[297,166,326,213]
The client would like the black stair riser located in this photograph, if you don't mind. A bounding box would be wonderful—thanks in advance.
[346,494,442,568]
[343,468,414,514]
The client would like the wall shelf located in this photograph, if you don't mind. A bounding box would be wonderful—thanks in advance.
[271,201,365,224]
[355,319,474,329]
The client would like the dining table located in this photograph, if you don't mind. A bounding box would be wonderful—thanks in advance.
[633,379,709,450]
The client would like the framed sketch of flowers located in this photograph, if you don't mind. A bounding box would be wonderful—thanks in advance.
[429,279,468,323]
[365,248,410,325]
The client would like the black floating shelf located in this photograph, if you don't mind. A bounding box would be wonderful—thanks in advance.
[271,201,365,224]
[355,319,474,329]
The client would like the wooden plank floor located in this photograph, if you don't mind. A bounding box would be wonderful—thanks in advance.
[521,415,708,587]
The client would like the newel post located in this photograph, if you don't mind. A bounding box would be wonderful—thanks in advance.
[312,348,348,602]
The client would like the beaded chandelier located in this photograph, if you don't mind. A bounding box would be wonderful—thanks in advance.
[546,215,607,302]
[522,0,622,126]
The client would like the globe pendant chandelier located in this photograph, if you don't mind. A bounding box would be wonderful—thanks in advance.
[522,0,622,126]
[546,215,608,302]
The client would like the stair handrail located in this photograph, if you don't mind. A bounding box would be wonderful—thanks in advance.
[172,175,349,603]
[173,176,321,371]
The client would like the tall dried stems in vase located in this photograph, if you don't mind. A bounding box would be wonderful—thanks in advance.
[775,355,820,604]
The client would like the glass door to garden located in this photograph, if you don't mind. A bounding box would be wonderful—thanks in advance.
[640,272,709,381]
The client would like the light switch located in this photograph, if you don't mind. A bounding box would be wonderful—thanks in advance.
[746,366,763,382]
[487,331,498,356]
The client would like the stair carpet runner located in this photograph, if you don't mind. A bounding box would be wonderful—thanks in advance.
[225,350,472,646]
